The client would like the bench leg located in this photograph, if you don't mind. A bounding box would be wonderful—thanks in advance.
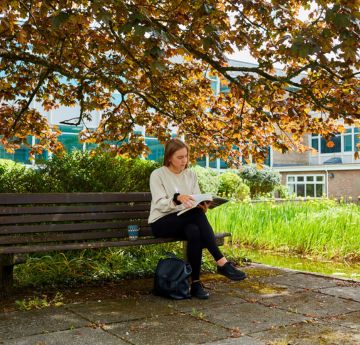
[182,241,188,261]
[0,254,14,299]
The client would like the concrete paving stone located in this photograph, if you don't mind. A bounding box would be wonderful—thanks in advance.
[319,285,360,302]
[259,290,360,318]
[323,310,360,330]
[258,272,340,290]
[0,307,89,341]
[169,291,246,313]
[253,319,360,345]
[106,313,231,345]
[2,326,128,345]
[201,335,266,345]
[66,295,174,324]
[211,278,302,303]
[196,301,309,334]
[242,263,292,278]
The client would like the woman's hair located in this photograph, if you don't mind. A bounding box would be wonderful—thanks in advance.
[163,138,189,168]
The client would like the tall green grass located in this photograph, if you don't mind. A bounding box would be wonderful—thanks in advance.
[208,199,360,261]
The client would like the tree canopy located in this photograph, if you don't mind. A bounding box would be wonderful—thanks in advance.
[0,0,359,164]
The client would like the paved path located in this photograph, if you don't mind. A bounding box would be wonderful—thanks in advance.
[1,263,360,345]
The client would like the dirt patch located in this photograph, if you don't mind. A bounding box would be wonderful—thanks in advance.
[1,277,155,313]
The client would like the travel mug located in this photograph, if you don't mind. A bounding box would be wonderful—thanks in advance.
[127,224,139,240]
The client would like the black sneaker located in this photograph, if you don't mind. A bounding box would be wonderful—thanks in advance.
[191,281,210,299]
[217,262,247,281]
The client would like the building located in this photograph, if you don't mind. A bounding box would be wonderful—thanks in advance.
[271,130,360,200]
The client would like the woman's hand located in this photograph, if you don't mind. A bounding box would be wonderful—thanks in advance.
[177,194,195,208]
[197,201,211,213]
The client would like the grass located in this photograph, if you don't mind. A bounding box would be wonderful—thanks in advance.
[14,198,359,289]
[13,242,245,288]
[208,198,360,261]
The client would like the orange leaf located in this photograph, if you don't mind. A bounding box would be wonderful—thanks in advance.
[326,141,335,148]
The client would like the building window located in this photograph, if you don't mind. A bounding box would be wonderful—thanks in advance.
[312,127,360,155]
[320,135,341,153]
[287,175,325,197]
[354,127,360,151]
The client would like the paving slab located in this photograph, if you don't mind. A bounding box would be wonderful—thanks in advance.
[262,273,344,290]
[169,291,246,313]
[253,319,360,345]
[1,265,359,345]
[66,295,174,324]
[196,301,309,334]
[0,307,89,341]
[202,335,266,345]
[324,310,360,330]
[241,264,291,278]
[105,313,231,345]
[3,326,128,345]
[258,272,341,290]
[211,277,303,302]
[319,284,360,302]
[259,290,360,317]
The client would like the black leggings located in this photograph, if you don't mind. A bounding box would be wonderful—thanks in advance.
[151,208,224,281]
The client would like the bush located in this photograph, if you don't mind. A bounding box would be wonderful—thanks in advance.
[240,164,281,198]
[0,151,160,193]
[218,172,241,197]
[217,171,250,200]
[0,159,37,192]
[234,183,250,201]
[191,165,220,194]
[273,184,292,199]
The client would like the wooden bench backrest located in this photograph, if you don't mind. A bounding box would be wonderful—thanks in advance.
[0,193,156,254]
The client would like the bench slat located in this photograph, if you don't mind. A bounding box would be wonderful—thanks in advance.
[0,211,149,225]
[0,192,152,205]
[0,233,231,254]
[0,228,153,244]
[0,203,151,215]
[0,219,149,235]
[0,237,178,254]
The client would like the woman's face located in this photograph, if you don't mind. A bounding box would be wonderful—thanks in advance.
[169,147,188,172]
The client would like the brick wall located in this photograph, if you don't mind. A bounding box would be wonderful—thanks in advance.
[327,171,360,200]
[272,135,310,166]
[273,150,310,166]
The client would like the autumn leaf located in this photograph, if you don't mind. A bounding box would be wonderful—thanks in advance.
[326,141,335,148]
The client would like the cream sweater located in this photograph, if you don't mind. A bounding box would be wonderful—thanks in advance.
[148,166,201,223]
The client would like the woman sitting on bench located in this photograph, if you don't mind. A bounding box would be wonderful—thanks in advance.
[148,138,246,299]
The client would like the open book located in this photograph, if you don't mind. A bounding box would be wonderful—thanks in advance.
[177,194,228,216]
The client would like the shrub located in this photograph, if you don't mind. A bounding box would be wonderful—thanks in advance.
[0,159,36,192]
[0,151,160,193]
[273,184,292,199]
[191,165,220,194]
[234,183,250,201]
[240,164,281,198]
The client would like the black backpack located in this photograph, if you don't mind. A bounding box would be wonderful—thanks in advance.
[154,254,192,300]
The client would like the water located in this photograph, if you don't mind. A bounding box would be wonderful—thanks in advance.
[238,247,360,281]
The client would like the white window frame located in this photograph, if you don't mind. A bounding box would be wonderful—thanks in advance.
[287,174,325,198]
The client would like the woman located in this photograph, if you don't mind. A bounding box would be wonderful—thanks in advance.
[149,138,246,299]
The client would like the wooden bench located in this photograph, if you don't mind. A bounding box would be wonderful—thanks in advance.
[0,192,231,297]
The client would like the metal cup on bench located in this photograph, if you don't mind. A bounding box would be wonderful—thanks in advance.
[127,225,139,240]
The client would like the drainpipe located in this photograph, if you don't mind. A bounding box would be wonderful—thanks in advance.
[324,169,329,198]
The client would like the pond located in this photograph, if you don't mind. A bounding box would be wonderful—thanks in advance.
[238,246,360,281]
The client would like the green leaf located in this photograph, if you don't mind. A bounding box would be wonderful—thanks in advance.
[334,13,351,29]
